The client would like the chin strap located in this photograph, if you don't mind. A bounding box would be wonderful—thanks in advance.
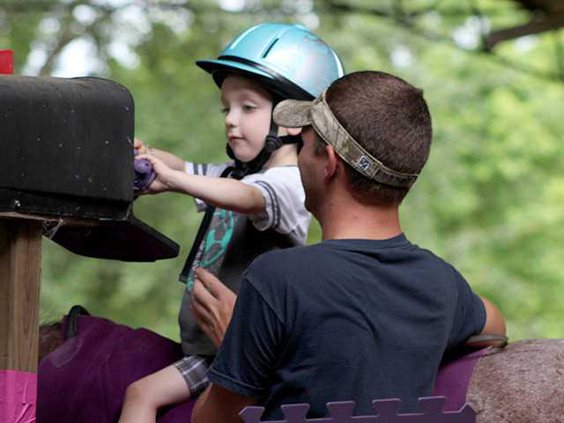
[226,118,302,179]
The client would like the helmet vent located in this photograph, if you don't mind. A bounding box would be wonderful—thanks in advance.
[261,38,279,58]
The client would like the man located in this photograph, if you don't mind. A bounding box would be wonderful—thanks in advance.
[191,71,505,422]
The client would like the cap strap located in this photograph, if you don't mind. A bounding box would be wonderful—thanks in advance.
[311,91,419,188]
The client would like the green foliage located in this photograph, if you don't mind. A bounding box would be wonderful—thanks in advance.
[2,1,562,342]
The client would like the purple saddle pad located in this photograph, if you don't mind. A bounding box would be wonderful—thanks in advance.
[433,347,490,411]
[38,314,195,423]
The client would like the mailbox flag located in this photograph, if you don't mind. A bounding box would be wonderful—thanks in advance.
[0,50,13,74]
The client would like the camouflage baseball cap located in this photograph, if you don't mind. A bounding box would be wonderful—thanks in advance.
[273,91,419,188]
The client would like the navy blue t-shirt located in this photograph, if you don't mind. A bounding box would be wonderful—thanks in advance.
[208,234,486,419]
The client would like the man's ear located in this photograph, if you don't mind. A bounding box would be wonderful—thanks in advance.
[324,145,339,180]
[284,127,302,136]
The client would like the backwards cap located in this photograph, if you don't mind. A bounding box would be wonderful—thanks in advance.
[273,91,420,188]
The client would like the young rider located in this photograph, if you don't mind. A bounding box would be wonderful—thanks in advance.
[118,23,344,423]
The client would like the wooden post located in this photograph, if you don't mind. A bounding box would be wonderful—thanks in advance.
[0,219,42,422]
[0,219,42,371]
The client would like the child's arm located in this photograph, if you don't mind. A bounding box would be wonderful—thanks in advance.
[137,154,266,215]
[134,138,186,171]
[119,365,190,423]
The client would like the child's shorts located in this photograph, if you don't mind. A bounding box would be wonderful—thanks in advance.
[173,354,214,396]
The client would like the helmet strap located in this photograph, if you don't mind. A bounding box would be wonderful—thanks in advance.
[225,106,303,179]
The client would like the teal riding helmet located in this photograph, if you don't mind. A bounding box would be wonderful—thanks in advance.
[196,23,344,100]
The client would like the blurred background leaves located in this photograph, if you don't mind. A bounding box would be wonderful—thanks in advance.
[1,0,562,341]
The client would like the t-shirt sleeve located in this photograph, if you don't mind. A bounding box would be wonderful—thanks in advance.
[241,167,310,243]
[208,276,284,397]
[447,266,487,349]
[184,161,232,212]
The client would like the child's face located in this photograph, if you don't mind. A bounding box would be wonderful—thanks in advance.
[220,75,273,162]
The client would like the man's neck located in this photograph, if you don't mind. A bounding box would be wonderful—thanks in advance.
[319,198,402,241]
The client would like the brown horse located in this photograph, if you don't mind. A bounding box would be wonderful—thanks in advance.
[466,339,564,422]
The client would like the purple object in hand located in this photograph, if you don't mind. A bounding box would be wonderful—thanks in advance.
[134,158,156,191]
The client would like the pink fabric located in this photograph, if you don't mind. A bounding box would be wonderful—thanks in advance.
[0,370,37,423]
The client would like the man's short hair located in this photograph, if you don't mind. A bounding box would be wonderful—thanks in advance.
[325,71,432,205]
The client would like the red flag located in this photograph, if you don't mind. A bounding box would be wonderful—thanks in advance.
[0,50,14,74]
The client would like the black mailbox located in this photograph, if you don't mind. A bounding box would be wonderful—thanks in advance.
[0,75,178,262]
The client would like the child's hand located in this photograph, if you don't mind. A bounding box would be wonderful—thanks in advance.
[134,140,187,172]
[135,153,181,194]
[134,138,151,155]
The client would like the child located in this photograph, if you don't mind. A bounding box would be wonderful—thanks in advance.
[118,23,344,423]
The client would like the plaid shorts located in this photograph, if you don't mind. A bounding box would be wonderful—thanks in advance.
[173,355,213,397]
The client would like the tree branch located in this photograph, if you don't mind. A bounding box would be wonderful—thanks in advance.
[485,12,564,50]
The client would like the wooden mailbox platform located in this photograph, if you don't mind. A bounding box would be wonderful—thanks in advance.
[0,75,179,421]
